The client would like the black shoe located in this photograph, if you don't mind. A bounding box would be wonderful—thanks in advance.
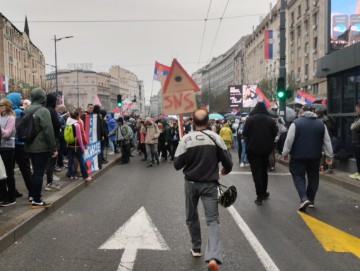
[141,158,147,161]
[147,163,153,168]
[15,190,23,198]
[299,200,311,212]
[254,197,262,205]
[102,160,109,164]
[0,200,16,207]
[156,160,160,165]
[261,192,270,200]
[31,201,52,209]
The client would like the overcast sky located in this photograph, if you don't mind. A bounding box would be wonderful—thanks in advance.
[3,0,276,103]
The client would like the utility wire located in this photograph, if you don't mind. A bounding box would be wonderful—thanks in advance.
[208,0,230,61]
[197,0,213,68]
[12,13,264,24]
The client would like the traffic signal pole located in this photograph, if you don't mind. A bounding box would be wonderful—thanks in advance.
[279,0,287,122]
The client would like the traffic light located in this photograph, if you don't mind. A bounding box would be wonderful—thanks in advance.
[117,94,122,107]
[276,77,286,100]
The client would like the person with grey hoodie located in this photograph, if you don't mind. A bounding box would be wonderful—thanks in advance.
[283,104,333,212]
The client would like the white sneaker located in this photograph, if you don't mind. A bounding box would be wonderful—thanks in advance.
[44,183,53,191]
[240,162,245,167]
[349,172,360,179]
[52,175,60,181]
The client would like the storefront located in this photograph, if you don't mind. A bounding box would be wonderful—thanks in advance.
[317,42,360,151]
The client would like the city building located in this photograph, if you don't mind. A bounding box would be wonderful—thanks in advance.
[109,65,145,114]
[149,93,162,118]
[0,14,45,97]
[286,0,326,100]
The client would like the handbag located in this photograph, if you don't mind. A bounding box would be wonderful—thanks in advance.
[0,155,7,180]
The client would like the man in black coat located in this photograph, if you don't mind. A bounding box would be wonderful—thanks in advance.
[242,102,278,205]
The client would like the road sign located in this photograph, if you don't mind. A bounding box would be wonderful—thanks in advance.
[99,207,169,271]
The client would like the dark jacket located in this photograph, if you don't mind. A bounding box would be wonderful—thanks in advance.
[242,102,278,155]
[25,88,57,153]
[46,93,61,139]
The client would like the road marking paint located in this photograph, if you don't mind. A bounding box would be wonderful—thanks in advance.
[229,171,291,176]
[227,206,280,271]
[99,206,169,271]
[298,211,360,258]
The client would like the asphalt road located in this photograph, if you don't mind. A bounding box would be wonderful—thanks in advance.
[0,154,359,271]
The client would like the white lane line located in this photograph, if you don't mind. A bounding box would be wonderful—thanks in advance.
[227,206,280,271]
[229,171,291,176]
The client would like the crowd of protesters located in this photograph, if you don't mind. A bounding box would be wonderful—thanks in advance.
[0,86,357,215]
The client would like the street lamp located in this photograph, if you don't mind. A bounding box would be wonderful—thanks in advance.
[54,35,73,103]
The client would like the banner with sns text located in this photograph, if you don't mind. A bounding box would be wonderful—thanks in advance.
[83,113,101,173]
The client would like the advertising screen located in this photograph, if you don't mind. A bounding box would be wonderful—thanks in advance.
[229,85,242,108]
[330,0,360,50]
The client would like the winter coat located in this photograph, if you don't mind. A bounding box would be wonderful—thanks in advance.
[0,113,16,149]
[242,102,278,156]
[6,92,24,145]
[141,122,160,144]
[65,117,86,153]
[107,114,117,142]
[46,93,61,139]
[24,88,57,154]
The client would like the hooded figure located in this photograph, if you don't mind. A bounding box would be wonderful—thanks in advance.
[6,92,22,117]
[25,88,57,154]
[46,93,61,139]
[107,113,117,142]
[242,102,278,205]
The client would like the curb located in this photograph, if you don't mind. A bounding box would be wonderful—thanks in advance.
[277,160,360,195]
[0,159,118,253]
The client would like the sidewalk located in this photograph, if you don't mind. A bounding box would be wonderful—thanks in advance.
[0,153,120,253]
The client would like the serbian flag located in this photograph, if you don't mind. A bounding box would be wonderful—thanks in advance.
[255,86,272,108]
[0,75,8,93]
[295,90,315,105]
[154,61,170,81]
[264,30,273,60]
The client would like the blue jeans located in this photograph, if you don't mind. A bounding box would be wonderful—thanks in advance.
[67,148,88,178]
[289,158,320,202]
[241,139,248,163]
[29,152,51,202]
[146,144,158,164]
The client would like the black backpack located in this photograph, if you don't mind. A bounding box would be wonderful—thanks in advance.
[15,107,41,144]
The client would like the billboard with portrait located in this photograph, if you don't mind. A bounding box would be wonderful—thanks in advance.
[242,85,258,108]
[330,0,360,50]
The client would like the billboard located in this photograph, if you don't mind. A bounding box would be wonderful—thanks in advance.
[229,85,271,109]
[330,0,360,50]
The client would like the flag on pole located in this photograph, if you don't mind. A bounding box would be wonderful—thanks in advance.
[154,61,170,81]
[255,86,272,108]
[295,90,315,105]
[0,75,8,93]
[264,30,273,60]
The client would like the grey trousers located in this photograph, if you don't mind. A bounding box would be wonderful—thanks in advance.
[185,180,223,264]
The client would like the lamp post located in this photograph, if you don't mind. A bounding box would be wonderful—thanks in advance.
[54,35,73,103]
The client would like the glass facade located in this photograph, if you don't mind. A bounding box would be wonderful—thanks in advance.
[328,67,360,150]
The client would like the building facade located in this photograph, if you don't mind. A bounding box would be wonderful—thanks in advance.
[287,0,327,100]
[0,14,45,97]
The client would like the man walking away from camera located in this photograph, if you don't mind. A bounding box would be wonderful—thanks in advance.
[242,102,277,206]
[174,109,233,271]
[282,104,333,212]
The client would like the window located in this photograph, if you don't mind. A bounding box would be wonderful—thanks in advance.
[305,64,309,76]
[313,12,318,26]
[297,25,301,37]
[298,5,302,17]
[313,36,318,49]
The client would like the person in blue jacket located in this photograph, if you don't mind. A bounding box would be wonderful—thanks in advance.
[107,113,117,154]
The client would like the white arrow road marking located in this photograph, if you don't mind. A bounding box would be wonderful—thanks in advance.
[229,171,291,176]
[227,206,280,271]
[99,206,169,271]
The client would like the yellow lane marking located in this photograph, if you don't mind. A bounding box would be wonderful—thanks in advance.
[298,211,360,258]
